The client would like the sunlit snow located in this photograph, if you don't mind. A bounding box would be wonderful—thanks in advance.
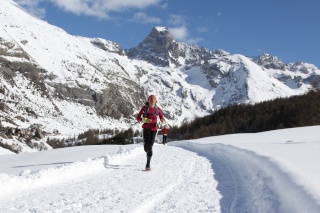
[1,126,320,212]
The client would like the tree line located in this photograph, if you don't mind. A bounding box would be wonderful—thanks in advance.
[47,127,141,148]
[168,90,320,140]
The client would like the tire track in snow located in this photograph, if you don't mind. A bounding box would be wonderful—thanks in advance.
[173,142,320,213]
[209,155,238,212]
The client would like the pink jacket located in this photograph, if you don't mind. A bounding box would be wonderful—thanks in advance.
[136,106,164,131]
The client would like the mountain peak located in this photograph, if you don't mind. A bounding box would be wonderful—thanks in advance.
[147,26,175,50]
[127,26,179,67]
[153,26,170,34]
[127,26,229,68]
[253,53,285,70]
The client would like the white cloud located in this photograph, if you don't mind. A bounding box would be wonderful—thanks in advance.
[161,3,168,9]
[14,0,46,18]
[50,0,108,18]
[168,14,186,26]
[184,37,203,46]
[50,0,161,18]
[14,0,42,7]
[169,26,202,45]
[131,12,161,24]
[15,0,162,19]
[169,26,188,41]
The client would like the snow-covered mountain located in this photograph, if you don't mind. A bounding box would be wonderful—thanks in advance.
[1,0,319,152]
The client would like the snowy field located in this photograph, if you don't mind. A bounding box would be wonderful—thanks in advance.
[0,126,320,213]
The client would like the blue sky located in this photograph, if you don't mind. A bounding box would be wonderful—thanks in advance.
[15,0,320,67]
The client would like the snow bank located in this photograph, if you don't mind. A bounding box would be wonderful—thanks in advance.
[0,147,14,155]
[0,146,140,202]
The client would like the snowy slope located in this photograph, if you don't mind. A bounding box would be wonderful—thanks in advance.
[0,147,14,155]
[208,54,298,108]
[1,0,320,154]
[1,126,320,212]
[0,0,217,134]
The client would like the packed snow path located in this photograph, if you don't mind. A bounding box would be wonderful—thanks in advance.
[173,142,320,213]
[0,145,221,213]
[1,142,320,213]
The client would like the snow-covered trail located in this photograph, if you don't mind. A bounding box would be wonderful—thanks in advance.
[2,140,320,213]
[173,142,320,213]
[0,145,221,213]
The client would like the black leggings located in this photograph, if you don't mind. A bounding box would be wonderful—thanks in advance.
[143,129,157,157]
[163,135,167,143]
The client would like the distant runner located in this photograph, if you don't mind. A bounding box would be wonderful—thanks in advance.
[162,125,169,145]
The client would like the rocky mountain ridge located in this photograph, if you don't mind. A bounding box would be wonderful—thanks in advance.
[0,0,319,153]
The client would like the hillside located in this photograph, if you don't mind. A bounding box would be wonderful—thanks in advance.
[0,0,320,153]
